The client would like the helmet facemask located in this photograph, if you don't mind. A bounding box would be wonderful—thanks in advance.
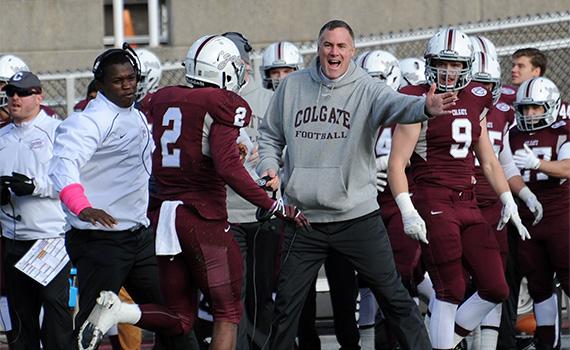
[426,57,472,92]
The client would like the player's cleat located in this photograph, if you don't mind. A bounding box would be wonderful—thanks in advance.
[78,291,123,350]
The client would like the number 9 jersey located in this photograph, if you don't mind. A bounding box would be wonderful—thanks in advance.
[148,85,274,220]
[400,82,494,191]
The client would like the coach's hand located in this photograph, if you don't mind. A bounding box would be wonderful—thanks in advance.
[79,207,117,229]
[260,169,280,192]
[425,83,458,118]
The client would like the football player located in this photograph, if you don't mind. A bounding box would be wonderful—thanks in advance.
[358,49,436,349]
[389,27,529,350]
[470,48,544,350]
[134,48,162,123]
[0,55,30,126]
[509,77,569,349]
[76,35,308,350]
[398,57,427,88]
[260,41,304,91]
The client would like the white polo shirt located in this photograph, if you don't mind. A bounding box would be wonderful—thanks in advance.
[49,93,152,231]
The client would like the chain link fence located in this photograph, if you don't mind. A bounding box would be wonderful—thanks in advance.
[39,12,569,118]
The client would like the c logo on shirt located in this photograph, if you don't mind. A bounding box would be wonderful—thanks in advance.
[496,102,510,112]
[471,86,488,97]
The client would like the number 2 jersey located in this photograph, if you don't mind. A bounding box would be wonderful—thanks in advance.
[509,119,570,221]
[400,82,493,191]
[148,86,274,220]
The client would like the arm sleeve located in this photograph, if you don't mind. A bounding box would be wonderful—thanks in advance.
[370,84,427,129]
[48,115,101,192]
[257,83,286,175]
[499,131,521,180]
[210,123,275,210]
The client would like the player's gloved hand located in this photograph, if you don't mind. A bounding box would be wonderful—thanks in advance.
[513,144,541,170]
[394,192,428,244]
[517,186,543,226]
[375,155,389,172]
[0,172,35,196]
[269,198,311,231]
[376,171,388,192]
[498,192,531,240]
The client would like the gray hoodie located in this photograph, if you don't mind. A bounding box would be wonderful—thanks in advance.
[257,57,428,223]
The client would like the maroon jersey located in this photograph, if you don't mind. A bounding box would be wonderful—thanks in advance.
[137,92,154,124]
[509,119,570,221]
[149,86,274,220]
[474,95,515,206]
[375,126,414,209]
[500,85,517,106]
[401,82,493,191]
[40,105,60,119]
[73,98,92,112]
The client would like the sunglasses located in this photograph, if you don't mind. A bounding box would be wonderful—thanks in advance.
[5,88,39,98]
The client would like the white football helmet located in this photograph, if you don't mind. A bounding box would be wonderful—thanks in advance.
[135,48,162,102]
[260,41,303,90]
[424,27,473,91]
[399,57,426,87]
[471,51,502,104]
[470,35,498,61]
[184,35,246,93]
[0,55,29,107]
[514,77,561,132]
[356,50,401,91]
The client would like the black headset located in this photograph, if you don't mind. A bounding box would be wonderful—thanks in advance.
[92,42,141,82]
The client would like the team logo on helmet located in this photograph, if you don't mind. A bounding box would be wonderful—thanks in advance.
[471,86,488,97]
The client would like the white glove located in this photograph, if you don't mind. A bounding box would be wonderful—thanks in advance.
[376,171,388,192]
[498,192,531,240]
[513,144,541,170]
[517,187,543,226]
[375,155,389,172]
[395,192,428,244]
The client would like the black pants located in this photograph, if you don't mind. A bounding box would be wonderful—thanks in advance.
[232,219,282,350]
[4,237,73,349]
[297,252,360,350]
[269,210,431,350]
[66,226,197,350]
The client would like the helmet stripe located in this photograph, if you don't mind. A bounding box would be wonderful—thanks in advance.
[277,42,283,61]
[477,37,487,54]
[525,78,535,98]
[480,52,486,71]
[194,35,217,75]
[361,51,373,68]
[446,28,455,51]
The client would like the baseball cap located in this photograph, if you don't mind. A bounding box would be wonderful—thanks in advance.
[222,32,252,65]
[2,71,42,94]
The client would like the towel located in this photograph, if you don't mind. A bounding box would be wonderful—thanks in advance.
[155,200,183,256]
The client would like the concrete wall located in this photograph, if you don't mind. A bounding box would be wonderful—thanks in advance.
[0,0,568,72]
[0,0,105,72]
